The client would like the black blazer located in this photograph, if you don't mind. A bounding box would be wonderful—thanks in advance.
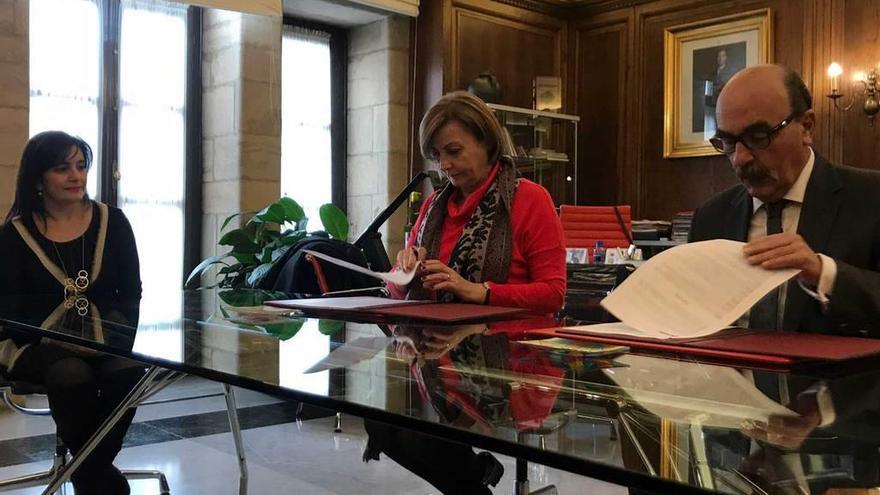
[690,155,880,337]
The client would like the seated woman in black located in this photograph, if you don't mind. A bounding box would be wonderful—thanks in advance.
[0,131,143,495]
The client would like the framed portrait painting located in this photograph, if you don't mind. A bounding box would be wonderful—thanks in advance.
[663,9,772,158]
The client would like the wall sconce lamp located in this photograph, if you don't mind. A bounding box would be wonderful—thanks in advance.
[826,62,880,125]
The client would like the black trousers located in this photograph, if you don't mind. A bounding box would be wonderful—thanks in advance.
[364,419,494,495]
[10,343,145,495]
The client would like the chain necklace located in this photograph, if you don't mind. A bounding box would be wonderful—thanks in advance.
[52,235,90,316]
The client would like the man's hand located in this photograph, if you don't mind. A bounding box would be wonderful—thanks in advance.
[743,233,822,286]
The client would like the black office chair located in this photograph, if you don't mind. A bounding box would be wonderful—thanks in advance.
[0,378,171,494]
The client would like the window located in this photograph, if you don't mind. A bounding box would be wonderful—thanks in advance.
[29,0,195,359]
[281,20,347,227]
[118,0,188,332]
[29,0,101,198]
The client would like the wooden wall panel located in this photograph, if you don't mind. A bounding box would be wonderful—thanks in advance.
[840,0,880,170]
[412,0,567,174]
[454,12,558,107]
[412,0,879,215]
[572,13,631,205]
[634,0,807,220]
[572,0,829,220]
[451,1,566,108]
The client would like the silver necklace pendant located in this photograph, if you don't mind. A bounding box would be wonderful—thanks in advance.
[74,296,89,316]
[75,270,90,291]
[64,278,77,298]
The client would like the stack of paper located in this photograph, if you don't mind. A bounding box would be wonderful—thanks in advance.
[565,239,799,340]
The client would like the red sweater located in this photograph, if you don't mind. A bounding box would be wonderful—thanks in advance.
[392,165,566,314]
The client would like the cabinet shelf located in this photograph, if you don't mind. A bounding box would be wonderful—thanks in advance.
[488,103,579,206]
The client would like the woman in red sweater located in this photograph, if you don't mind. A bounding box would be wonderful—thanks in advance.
[389,91,566,315]
[367,92,567,494]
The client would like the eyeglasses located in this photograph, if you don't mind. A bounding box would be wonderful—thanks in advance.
[709,113,799,155]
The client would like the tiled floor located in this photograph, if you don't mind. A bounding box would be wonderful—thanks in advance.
[0,377,627,494]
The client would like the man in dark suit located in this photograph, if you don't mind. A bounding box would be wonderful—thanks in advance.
[688,66,880,492]
[690,64,880,337]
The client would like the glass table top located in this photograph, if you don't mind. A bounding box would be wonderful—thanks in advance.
[2,289,879,494]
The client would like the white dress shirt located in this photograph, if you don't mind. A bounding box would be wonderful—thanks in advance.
[748,148,837,314]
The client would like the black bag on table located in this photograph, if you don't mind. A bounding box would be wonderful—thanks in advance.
[257,232,382,297]
[562,264,634,323]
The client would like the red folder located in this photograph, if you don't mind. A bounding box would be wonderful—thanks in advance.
[373,303,530,322]
[531,328,880,369]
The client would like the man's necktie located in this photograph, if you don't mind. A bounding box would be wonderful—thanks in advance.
[749,201,785,330]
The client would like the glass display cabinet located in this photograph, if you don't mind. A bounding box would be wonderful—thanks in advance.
[488,103,579,206]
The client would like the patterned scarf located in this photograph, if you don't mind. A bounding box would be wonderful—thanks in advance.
[409,158,519,302]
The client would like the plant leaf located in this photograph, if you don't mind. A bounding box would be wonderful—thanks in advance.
[232,253,258,265]
[260,246,273,264]
[318,319,345,336]
[219,263,243,275]
[319,204,349,240]
[219,229,251,247]
[220,212,251,232]
[278,197,305,223]
[218,288,288,307]
[255,203,286,224]
[184,253,230,288]
[247,262,273,287]
[262,319,305,341]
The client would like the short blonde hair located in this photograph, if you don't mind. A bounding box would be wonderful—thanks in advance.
[419,91,510,164]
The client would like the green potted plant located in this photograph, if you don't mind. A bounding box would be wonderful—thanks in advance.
[186,197,349,291]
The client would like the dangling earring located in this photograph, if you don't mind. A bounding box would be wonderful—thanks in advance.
[36,187,43,197]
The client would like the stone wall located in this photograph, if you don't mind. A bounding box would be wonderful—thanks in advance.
[347,15,410,257]
[0,0,29,216]
[201,10,282,260]
[200,10,282,379]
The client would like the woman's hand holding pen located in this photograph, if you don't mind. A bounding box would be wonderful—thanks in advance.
[394,246,489,303]
[395,246,427,275]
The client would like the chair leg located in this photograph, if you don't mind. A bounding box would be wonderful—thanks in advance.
[689,423,715,491]
[0,437,66,492]
[334,412,343,433]
[0,470,57,491]
[512,456,527,495]
[2,389,51,416]
[120,469,171,495]
[223,384,248,495]
[43,366,164,495]
[529,486,558,495]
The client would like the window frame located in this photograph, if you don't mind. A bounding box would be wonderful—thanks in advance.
[281,16,348,212]
[48,0,202,282]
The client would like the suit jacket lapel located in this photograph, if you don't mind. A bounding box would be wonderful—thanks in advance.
[797,156,843,252]
[727,187,751,241]
[784,155,843,331]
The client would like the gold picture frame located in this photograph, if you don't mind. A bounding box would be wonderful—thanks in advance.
[663,9,772,158]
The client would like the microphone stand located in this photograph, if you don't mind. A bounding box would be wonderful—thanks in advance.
[354,170,444,272]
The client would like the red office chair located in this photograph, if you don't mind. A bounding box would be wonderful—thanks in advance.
[559,205,633,249]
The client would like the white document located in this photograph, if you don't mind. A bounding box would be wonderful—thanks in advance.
[604,354,796,429]
[304,336,393,373]
[303,249,419,286]
[563,322,655,339]
[572,240,799,340]
[269,296,428,311]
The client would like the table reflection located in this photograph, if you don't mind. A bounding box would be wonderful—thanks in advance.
[3,290,880,494]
